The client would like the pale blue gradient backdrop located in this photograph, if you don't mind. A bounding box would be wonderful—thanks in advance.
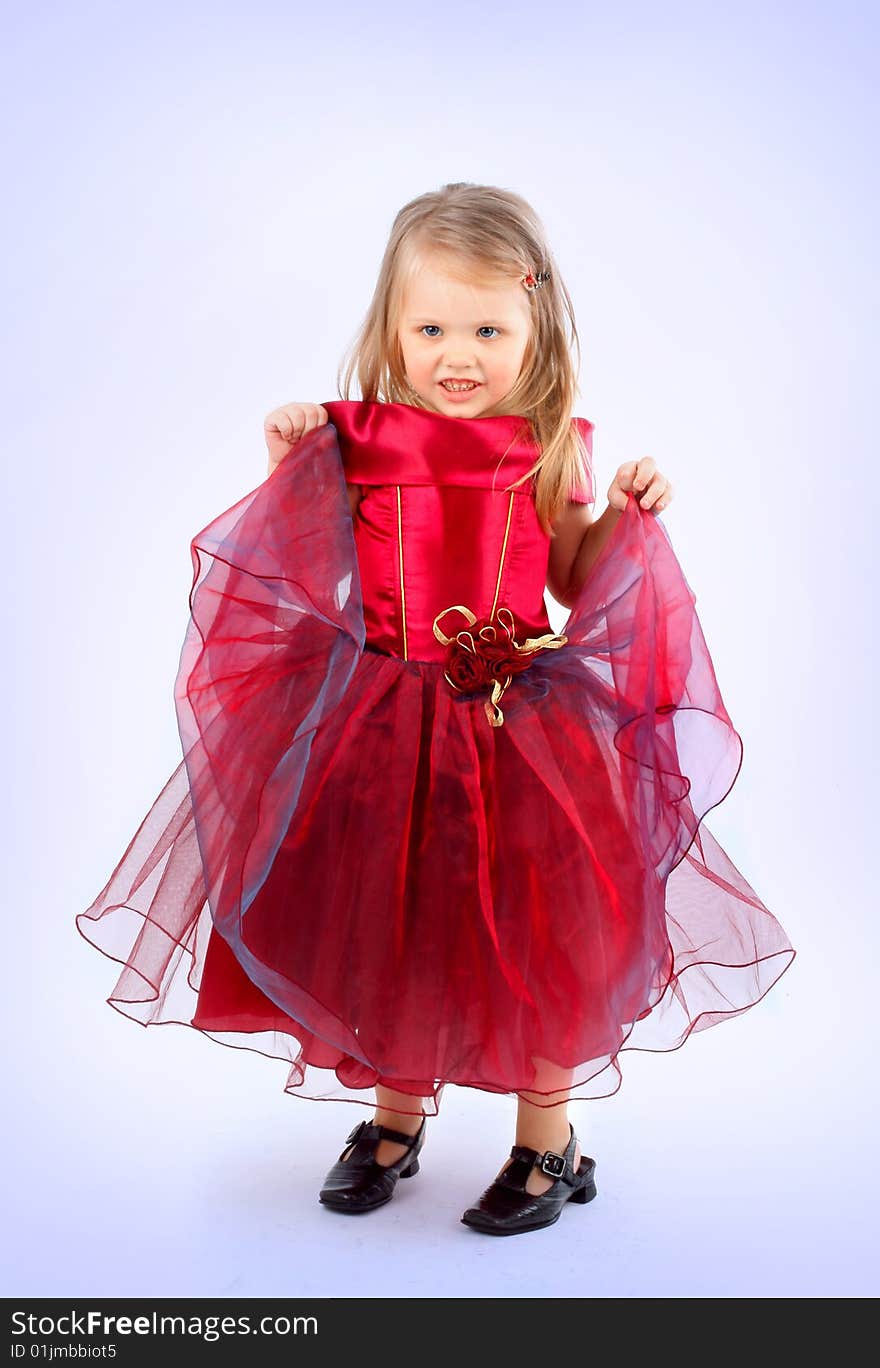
[3,0,877,1297]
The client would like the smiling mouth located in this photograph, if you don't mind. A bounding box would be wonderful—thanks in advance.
[439,380,481,392]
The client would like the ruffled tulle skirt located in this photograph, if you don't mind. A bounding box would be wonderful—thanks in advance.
[76,428,795,1116]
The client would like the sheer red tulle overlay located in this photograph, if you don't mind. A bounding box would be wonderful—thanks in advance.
[76,401,794,1117]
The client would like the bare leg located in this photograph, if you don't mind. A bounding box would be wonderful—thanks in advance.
[340,1085,426,1167]
[496,1058,582,1195]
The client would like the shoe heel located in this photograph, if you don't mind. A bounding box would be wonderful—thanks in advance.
[400,1157,420,1178]
[569,1178,597,1204]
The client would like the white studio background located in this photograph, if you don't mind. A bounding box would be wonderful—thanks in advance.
[2,0,877,1297]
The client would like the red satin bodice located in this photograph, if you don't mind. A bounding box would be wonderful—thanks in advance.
[323,400,594,664]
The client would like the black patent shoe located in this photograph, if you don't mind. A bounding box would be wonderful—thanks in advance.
[318,1116,427,1214]
[460,1122,597,1236]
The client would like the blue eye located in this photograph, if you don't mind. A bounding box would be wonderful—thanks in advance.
[418,325,500,339]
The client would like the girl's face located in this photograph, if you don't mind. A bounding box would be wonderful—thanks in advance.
[397,253,533,418]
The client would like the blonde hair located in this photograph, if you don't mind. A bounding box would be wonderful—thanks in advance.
[336,181,592,534]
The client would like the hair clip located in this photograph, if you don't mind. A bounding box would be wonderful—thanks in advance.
[521,270,551,292]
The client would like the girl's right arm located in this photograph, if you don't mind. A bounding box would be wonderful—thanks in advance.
[263,401,365,516]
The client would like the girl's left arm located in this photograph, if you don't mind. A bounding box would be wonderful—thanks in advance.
[547,458,673,608]
[546,502,618,609]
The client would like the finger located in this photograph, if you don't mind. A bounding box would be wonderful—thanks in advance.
[631,459,657,491]
[641,479,672,512]
[637,476,665,508]
[300,405,326,439]
[616,461,639,491]
[263,409,284,436]
[654,480,673,512]
[265,430,297,459]
[268,406,306,443]
[264,415,294,446]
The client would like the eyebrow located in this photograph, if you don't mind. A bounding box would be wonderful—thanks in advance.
[405,316,512,325]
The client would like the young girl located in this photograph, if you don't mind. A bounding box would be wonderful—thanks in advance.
[77,181,795,1238]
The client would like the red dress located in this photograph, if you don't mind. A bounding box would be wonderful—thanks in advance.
[77,400,795,1115]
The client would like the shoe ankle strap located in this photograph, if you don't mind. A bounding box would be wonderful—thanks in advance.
[509,1129,577,1185]
[346,1119,422,1149]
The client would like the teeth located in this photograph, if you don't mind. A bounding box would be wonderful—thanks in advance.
[441,381,478,392]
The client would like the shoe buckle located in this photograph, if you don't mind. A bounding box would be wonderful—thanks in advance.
[540,1150,567,1179]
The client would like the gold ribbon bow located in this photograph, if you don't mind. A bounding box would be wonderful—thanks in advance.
[432,604,568,728]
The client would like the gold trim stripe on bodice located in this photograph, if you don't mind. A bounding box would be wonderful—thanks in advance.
[490,490,515,620]
[395,485,408,660]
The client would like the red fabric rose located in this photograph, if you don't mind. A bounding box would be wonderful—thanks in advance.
[444,613,536,695]
[432,604,568,726]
